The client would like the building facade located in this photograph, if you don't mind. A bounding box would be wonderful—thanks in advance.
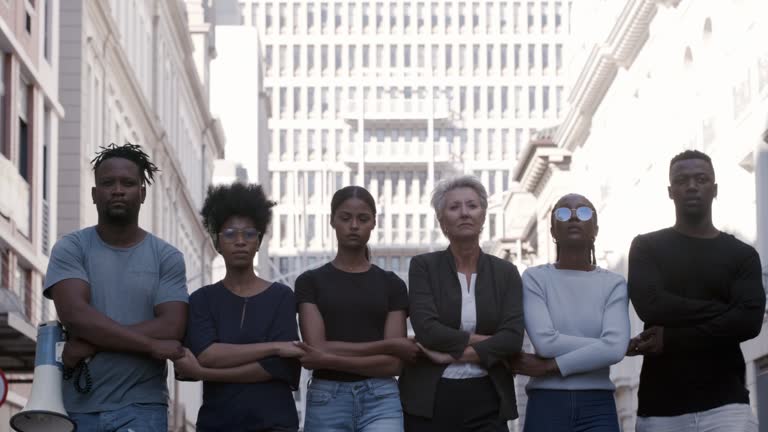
[217,0,573,296]
[0,0,62,425]
[56,0,224,429]
[500,0,768,430]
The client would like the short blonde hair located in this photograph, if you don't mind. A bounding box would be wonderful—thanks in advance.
[430,175,488,221]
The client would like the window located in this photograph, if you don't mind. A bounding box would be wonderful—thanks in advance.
[460,87,467,113]
[278,3,287,32]
[293,45,301,72]
[556,43,563,73]
[363,45,370,67]
[543,86,550,116]
[556,86,563,116]
[445,3,452,29]
[541,2,548,30]
[501,44,508,71]
[500,2,508,33]
[555,1,563,32]
[335,2,342,31]
[445,45,453,69]
[473,86,481,115]
[472,44,480,73]
[390,45,398,68]
[290,88,301,117]
[305,3,314,30]
[459,2,467,31]
[349,45,356,71]
[489,213,497,237]
[321,3,328,32]
[404,45,412,67]
[363,2,370,28]
[528,86,536,115]
[279,130,287,157]
[459,44,467,71]
[265,45,273,75]
[348,2,356,31]
[307,45,315,72]
[487,44,493,70]
[487,87,494,114]
[307,88,315,115]
[472,2,479,32]
[376,2,384,31]
[487,129,496,160]
[513,2,520,31]
[528,44,535,71]
[527,2,534,30]
[542,44,549,71]
[501,86,509,117]
[320,45,329,74]
[404,3,411,30]
[335,45,342,72]
[280,215,288,243]
[417,2,425,31]
[321,87,329,117]
[390,2,398,29]
[307,214,316,242]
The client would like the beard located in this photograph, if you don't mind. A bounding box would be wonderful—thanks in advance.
[100,206,138,225]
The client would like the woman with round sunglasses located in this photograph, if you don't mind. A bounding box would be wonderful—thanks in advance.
[173,183,304,431]
[508,193,630,432]
[295,185,419,432]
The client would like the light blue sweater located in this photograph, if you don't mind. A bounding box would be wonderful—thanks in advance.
[522,264,630,390]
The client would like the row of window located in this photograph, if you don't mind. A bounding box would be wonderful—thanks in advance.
[248,1,570,37]
[264,42,564,77]
[272,209,501,247]
[268,125,534,163]
[271,168,512,206]
[269,84,564,120]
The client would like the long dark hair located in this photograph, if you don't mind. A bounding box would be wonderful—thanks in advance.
[330,186,377,261]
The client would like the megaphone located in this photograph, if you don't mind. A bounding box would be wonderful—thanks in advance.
[10,321,76,431]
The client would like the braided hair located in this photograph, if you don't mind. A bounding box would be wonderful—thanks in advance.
[91,143,159,185]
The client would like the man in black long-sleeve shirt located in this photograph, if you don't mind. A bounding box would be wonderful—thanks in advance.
[628,150,765,432]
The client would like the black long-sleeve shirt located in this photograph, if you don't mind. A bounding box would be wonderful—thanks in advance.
[628,228,765,417]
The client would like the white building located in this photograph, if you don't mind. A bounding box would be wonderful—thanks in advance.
[0,0,63,425]
[56,0,224,429]
[500,0,768,430]
[217,0,573,294]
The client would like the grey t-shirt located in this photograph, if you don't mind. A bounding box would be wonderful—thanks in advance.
[44,226,188,413]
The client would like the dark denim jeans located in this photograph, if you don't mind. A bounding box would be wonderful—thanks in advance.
[523,389,619,432]
[68,403,167,432]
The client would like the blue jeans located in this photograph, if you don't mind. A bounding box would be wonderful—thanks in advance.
[304,378,404,432]
[68,403,167,432]
[524,390,619,432]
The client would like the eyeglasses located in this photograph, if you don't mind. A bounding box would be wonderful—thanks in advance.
[218,228,261,243]
[553,206,594,222]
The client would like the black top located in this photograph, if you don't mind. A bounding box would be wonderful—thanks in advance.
[399,249,523,420]
[628,228,765,417]
[185,282,301,432]
[295,262,409,381]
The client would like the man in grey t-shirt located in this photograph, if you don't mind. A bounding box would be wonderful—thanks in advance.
[44,143,188,431]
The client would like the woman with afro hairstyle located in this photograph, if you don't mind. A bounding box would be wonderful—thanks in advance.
[295,186,420,432]
[173,182,305,432]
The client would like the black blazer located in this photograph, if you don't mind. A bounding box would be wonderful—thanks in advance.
[399,248,524,420]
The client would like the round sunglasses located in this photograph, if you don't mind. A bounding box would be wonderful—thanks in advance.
[553,206,594,222]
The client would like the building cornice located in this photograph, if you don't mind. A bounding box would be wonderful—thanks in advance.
[513,139,572,195]
[555,0,680,152]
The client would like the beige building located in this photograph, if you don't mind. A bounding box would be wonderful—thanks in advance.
[1,0,229,430]
[0,0,63,425]
[496,0,768,430]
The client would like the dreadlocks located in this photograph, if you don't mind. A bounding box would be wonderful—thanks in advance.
[91,143,160,185]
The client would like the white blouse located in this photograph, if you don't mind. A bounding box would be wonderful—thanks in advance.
[441,272,488,379]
